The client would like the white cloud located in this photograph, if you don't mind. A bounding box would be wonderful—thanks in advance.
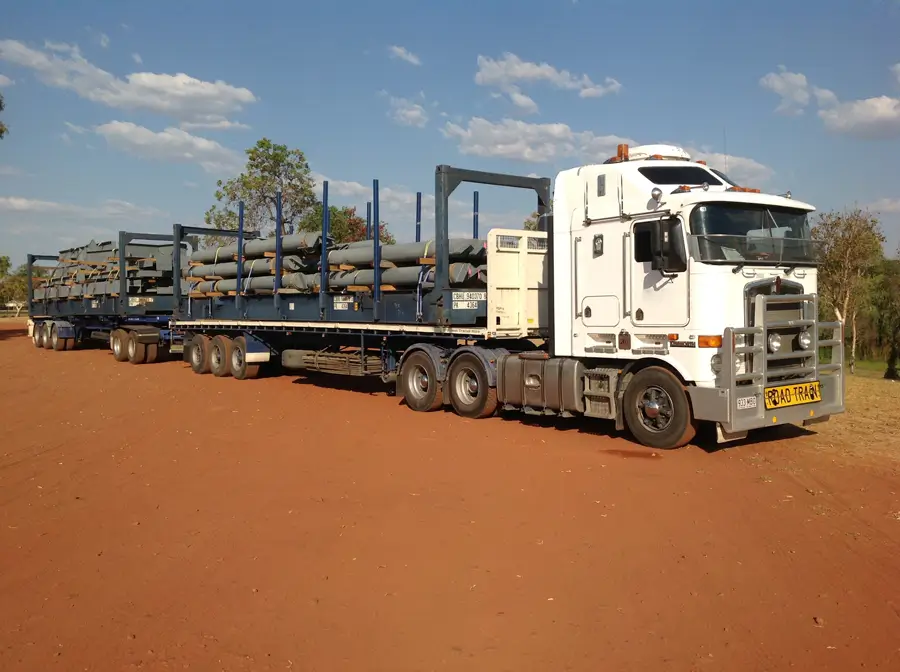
[184,181,198,188]
[818,96,900,139]
[442,116,633,163]
[64,121,87,134]
[759,66,811,115]
[869,198,900,214]
[0,165,27,176]
[0,196,165,219]
[94,121,243,173]
[132,52,142,65]
[475,52,621,112]
[382,93,428,127]
[441,117,773,185]
[685,149,774,186]
[0,39,256,128]
[0,73,13,86]
[388,45,421,66]
[60,132,72,145]
[310,172,526,236]
[99,33,110,49]
[760,63,900,139]
[179,118,251,131]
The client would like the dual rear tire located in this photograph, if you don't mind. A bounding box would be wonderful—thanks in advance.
[190,334,259,380]
[33,323,75,351]
[399,351,497,419]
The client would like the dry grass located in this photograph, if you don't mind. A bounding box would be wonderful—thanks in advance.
[804,374,900,461]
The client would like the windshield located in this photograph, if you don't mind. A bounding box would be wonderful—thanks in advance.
[688,202,819,266]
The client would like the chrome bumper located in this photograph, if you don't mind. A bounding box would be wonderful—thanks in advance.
[688,292,845,438]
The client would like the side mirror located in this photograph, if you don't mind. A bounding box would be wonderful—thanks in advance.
[650,217,687,274]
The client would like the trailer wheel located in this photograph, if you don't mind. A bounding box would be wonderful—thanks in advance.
[230,336,260,380]
[111,330,129,362]
[33,323,45,348]
[190,334,212,374]
[447,352,498,419]
[42,322,53,350]
[210,335,233,377]
[145,343,159,364]
[623,366,698,449]
[400,350,444,412]
[127,331,147,364]
[50,324,66,351]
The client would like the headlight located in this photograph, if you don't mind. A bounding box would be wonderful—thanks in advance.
[797,329,812,350]
[710,354,722,374]
[767,332,782,353]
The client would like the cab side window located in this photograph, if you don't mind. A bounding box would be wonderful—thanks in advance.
[633,222,654,263]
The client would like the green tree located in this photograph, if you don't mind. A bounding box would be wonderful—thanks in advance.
[0,255,10,276]
[297,203,395,245]
[811,207,885,373]
[0,92,7,139]
[523,198,553,231]
[0,274,27,316]
[204,138,319,240]
[873,254,900,379]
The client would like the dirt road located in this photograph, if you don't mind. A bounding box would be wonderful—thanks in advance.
[1,321,899,671]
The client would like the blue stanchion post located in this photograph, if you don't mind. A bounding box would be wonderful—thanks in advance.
[274,190,283,294]
[415,191,422,243]
[373,179,381,316]
[366,201,372,240]
[473,190,479,238]
[319,181,329,318]
[236,201,245,307]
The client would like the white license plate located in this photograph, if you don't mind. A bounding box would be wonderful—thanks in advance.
[736,395,758,410]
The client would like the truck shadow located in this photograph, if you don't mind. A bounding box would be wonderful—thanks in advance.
[691,422,816,454]
[0,326,27,342]
[289,372,394,396]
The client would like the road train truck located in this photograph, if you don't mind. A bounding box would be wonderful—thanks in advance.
[168,144,844,449]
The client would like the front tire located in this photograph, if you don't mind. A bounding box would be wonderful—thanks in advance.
[623,366,697,449]
[447,352,497,419]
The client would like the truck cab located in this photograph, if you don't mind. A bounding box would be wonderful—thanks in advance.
[546,144,844,446]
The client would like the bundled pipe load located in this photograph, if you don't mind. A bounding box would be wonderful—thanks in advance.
[185,232,490,295]
[33,238,188,302]
[188,232,331,264]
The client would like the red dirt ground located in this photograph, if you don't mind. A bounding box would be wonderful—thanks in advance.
[1,320,899,671]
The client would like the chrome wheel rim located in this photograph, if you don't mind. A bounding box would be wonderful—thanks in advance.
[637,385,674,433]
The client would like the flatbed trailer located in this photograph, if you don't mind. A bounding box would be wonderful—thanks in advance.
[170,167,552,418]
[27,230,192,362]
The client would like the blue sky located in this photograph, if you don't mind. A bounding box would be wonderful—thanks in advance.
[1,0,899,265]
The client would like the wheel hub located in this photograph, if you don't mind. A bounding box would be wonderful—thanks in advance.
[637,385,674,433]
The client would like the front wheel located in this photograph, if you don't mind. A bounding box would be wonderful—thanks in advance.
[622,366,697,449]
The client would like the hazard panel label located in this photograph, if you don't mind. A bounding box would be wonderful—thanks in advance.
[452,291,486,310]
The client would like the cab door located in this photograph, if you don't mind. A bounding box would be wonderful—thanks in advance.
[628,220,689,327]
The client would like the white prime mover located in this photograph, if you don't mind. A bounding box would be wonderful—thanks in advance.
[484,143,844,448]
